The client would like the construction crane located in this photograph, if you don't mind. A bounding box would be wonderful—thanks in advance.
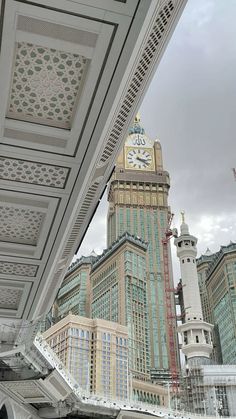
[162,213,179,394]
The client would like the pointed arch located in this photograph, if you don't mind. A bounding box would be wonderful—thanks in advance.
[0,399,15,419]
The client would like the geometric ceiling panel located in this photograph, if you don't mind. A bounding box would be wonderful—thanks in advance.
[0,157,69,188]
[0,287,23,310]
[0,0,186,329]
[0,280,31,318]
[7,42,88,129]
[0,261,38,277]
[0,206,44,245]
[0,380,52,403]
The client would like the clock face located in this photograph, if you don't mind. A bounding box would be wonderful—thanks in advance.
[125,147,155,170]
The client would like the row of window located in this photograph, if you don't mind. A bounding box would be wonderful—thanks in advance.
[182,258,195,264]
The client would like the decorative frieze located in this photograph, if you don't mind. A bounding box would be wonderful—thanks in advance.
[8,42,87,128]
[0,157,69,188]
[0,261,38,277]
[0,206,44,245]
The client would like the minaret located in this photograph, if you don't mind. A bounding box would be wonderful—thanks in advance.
[174,213,213,365]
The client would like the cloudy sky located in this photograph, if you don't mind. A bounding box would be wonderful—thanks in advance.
[77,0,236,282]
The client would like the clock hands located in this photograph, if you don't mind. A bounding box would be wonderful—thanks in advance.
[126,149,152,169]
[136,156,150,164]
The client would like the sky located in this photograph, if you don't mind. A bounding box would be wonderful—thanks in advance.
[76,0,236,282]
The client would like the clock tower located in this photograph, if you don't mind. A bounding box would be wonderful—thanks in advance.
[107,116,179,381]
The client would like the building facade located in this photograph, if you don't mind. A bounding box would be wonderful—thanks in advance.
[107,117,178,379]
[54,255,95,319]
[197,250,222,363]
[132,378,168,407]
[44,314,129,400]
[90,233,150,382]
[182,362,236,417]
[200,242,236,365]
[197,249,213,325]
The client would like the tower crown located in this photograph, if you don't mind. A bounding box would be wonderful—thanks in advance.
[128,115,145,135]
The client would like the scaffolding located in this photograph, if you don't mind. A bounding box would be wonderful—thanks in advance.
[162,213,179,394]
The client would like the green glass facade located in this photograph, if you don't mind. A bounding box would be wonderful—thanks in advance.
[92,262,119,323]
[124,249,150,375]
[56,256,93,319]
[214,292,236,363]
[91,234,150,379]
[213,261,236,364]
[198,243,236,364]
[107,186,177,374]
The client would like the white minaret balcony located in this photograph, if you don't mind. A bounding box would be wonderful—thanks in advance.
[174,213,213,361]
[178,320,213,360]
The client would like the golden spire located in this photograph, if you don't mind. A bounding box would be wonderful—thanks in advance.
[181,210,185,223]
[134,112,141,123]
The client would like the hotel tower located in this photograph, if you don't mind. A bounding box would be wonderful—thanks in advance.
[107,116,179,381]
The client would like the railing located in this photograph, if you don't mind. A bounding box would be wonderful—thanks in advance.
[33,334,236,419]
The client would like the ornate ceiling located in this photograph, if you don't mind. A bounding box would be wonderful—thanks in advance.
[0,0,186,340]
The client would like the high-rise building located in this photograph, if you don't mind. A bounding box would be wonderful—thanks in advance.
[197,242,236,365]
[43,314,129,400]
[90,232,150,381]
[197,249,222,363]
[197,249,213,325]
[54,254,96,319]
[52,231,169,405]
[107,116,178,380]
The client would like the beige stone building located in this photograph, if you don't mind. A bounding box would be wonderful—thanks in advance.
[132,379,168,407]
[44,314,129,400]
[90,233,150,382]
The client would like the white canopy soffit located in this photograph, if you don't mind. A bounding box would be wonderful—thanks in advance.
[0,0,187,325]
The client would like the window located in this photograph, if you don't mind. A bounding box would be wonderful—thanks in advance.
[0,405,8,419]
[196,335,199,343]
[187,258,190,262]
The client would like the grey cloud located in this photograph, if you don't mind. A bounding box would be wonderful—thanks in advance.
[77,0,236,280]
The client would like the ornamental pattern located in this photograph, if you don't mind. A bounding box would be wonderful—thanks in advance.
[0,206,44,245]
[99,0,174,167]
[0,380,46,399]
[0,261,38,277]
[0,157,69,188]
[8,42,87,128]
[0,287,22,310]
